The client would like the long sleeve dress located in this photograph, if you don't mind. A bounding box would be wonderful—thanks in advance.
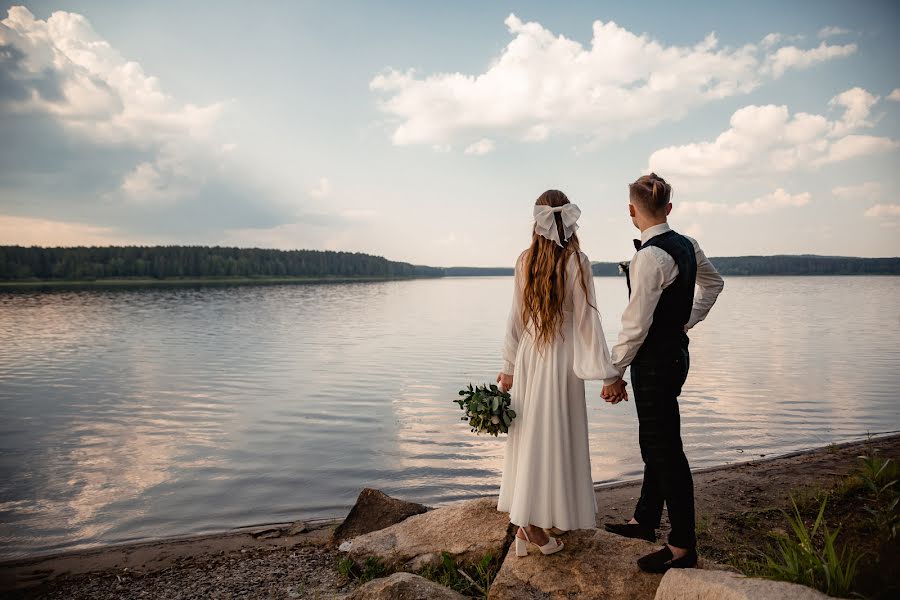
[496,249,619,531]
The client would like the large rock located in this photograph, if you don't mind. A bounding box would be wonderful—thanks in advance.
[346,497,512,571]
[489,528,720,600]
[654,568,832,600]
[346,572,467,600]
[332,488,429,544]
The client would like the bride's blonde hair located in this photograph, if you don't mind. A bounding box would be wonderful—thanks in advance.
[522,190,593,349]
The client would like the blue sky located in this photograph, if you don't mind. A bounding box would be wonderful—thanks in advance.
[1,1,898,266]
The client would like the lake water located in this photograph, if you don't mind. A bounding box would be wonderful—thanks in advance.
[1,276,899,559]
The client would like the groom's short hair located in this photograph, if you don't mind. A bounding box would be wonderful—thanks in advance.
[629,173,672,214]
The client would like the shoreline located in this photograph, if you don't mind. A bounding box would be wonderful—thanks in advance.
[4,432,892,565]
[0,275,439,289]
[3,433,898,595]
[3,272,899,289]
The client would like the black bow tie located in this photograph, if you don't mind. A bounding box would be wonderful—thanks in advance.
[633,239,642,251]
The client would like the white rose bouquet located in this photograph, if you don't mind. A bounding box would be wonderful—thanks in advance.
[454,383,516,436]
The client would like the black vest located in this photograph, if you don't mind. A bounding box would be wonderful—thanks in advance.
[625,229,697,360]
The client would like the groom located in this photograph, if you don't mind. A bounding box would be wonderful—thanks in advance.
[600,173,724,573]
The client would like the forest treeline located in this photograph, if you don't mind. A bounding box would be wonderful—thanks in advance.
[1,246,898,282]
[0,246,443,281]
[683,255,900,276]
[448,255,900,277]
[595,255,900,276]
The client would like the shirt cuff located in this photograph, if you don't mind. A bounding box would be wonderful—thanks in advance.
[602,367,625,386]
[502,360,515,375]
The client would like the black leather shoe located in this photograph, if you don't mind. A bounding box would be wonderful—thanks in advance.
[637,546,698,573]
[603,522,656,543]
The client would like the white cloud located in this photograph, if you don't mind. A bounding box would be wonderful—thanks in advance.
[818,26,851,39]
[864,204,900,218]
[464,138,495,155]
[0,7,225,145]
[648,88,898,179]
[829,87,879,136]
[760,33,781,47]
[887,89,900,102]
[761,33,803,48]
[117,144,213,204]
[832,182,883,201]
[818,134,899,164]
[0,6,240,208]
[308,177,333,199]
[370,13,856,148]
[680,189,811,216]
[763,41,857,78]
[734,189,811,214]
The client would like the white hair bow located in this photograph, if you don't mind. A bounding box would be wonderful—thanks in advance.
[533,203,581,247]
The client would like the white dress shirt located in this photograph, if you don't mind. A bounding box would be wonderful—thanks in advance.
[604,222,724,385]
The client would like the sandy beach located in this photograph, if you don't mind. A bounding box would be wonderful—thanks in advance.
[2,434,897,599]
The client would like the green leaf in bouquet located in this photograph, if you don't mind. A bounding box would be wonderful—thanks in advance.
[453,381,516,436]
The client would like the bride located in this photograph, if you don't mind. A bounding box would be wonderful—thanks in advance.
[496,189,626,557]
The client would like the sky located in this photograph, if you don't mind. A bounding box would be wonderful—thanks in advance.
[0,1,898,267]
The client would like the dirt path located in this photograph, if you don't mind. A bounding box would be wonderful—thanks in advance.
[3,435,898,599]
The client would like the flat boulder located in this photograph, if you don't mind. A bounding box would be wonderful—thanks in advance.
[332,488,428,544]
[346,572,467,600]
[489,528,720,600]
[654,568,831,600]
[346,497,512,571]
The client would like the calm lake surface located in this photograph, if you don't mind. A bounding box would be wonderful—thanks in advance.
[1,276,899,558]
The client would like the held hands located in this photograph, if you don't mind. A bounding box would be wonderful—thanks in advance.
[601,378,629,404]
[496,372,513,393]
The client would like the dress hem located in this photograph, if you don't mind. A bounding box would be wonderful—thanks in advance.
[496,503,597,531]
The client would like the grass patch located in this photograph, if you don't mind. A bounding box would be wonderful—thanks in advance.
[336,550,501,598]
[336,555,388,584]
[751,496,862,597]
[743,449,899,598]
[695,514,712,537]
[859,452,899,542]
[418,551,501,599]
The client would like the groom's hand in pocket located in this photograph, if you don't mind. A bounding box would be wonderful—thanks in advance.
[497,372,513,393]
[602,378,628,404]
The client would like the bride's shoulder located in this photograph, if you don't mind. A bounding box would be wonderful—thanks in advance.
[568,249,591,266]
[515,248,530,266]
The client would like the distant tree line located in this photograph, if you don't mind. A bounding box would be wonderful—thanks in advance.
[591,256,900,276]
[447,256,900,277]
[693,255,900,276]
[0,246,443,281]
[1,247,898,283]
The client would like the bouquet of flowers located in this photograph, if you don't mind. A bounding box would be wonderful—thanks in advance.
[454,383,516,436]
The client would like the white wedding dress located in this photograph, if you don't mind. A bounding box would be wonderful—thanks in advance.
[497,250,619,531]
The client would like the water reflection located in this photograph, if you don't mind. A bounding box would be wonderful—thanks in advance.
[0,276,898,558]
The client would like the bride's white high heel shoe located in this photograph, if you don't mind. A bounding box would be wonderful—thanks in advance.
[514,526,564,557]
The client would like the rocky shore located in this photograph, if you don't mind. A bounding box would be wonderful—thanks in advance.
[2,435,898,599]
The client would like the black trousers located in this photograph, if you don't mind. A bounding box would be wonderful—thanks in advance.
[631,343,696,549]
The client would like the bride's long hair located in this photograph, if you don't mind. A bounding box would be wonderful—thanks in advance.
[522,190,593,350]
